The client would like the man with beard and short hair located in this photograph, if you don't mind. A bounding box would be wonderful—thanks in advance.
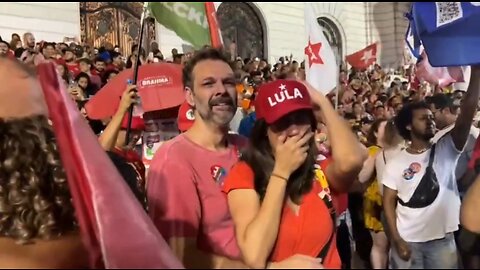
[147,48,320,269]
[147,48,246,268]
[22,32,35,50]
[108,51,124,72]
[383,66,480,269]
[428,93,480,269]
[429,94,479,189]
[92,57,106,78]
[63,47,80,76]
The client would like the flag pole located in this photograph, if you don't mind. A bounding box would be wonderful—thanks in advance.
[126,2,149,145]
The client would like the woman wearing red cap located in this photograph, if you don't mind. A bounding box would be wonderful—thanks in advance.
[222,79,366,269]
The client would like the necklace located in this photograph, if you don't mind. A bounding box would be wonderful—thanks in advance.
[407,144,431,154]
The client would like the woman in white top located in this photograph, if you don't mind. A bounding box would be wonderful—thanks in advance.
[375,120,406,195]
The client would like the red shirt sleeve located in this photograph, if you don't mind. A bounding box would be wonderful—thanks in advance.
[222,161,255,194]
[469,136,480,170]
[146,149,201,240]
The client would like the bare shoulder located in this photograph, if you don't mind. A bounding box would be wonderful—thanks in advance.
[0,231,89,269]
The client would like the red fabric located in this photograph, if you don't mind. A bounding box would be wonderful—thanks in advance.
[55,58,66,66]
[469,136,480,170]
[66,62,80,77]
[346,43,377,70]
[205,2,223,48]
[121,114,145,130]
[85,63,184,120]
[6,50,15,59]
[36,62,183,269]
[147,134,245,259]
[106,64,122,73]
[177,101,195,132]
[415,50,465,87]
[113,147,146,187]
[255,79,312,124]
[89,74,102,91]
[91,68,105,79]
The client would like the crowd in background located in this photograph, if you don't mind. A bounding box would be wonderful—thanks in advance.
[2,30,480,269]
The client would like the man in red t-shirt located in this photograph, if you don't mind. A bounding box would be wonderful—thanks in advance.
[63,48,79,77]
[91,57,107,79]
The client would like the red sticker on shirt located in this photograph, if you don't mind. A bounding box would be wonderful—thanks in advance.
[210,165,227,186]
[409,162,421,173]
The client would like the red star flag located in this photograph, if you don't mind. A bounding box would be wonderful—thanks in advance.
[304,3,338,94]
[346,43,377,70]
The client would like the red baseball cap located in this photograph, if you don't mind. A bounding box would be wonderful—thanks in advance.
[121,114,145,131]
[255,79,312,124]
[177,101,195,132]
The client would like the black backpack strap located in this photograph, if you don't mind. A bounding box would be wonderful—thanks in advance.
[428,144,436,167]
[398,144,437,206]
[317,195,336,261]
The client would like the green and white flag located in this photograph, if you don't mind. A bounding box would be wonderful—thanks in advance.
[149,2,211,49]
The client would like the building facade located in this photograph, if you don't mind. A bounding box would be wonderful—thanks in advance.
[0,2,411,67]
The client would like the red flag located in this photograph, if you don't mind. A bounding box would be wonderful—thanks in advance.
[36,62,184,269]
[415,49,466,88]
[346,43,377,70]
[205,2,223,48]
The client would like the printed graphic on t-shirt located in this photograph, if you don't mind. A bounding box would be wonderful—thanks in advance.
[409,162,421,173]
[402,168,414,181]
[211,165,227,187]
[402,162,422,181]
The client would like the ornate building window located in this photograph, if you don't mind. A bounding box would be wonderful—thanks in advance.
[317,17,343,64]
[80,2,155,56]
[216,2,267,60]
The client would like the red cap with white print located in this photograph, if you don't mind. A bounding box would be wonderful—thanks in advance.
[177,101,195,132]
[255,79,312,124]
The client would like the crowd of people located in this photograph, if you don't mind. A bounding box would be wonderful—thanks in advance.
[2,30,480,269]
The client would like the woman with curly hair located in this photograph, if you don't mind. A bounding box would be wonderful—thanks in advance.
[0,56,88,268]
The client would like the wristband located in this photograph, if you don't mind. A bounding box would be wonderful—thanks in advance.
[271,173,288,182]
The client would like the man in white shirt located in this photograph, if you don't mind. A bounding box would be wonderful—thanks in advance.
[383,66,480,269]
[429,94,480,187]
[429,94,480,268]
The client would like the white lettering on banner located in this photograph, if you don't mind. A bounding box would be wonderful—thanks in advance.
[268,88,303,107]
[162,2,208,29]
[173,3,188,19]
[161,2,172,11]
[471,2,480,6]
[188,6,209,28]
[140,76,171,88]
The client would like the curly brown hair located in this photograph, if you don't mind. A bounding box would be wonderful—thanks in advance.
[0,115,77,244]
